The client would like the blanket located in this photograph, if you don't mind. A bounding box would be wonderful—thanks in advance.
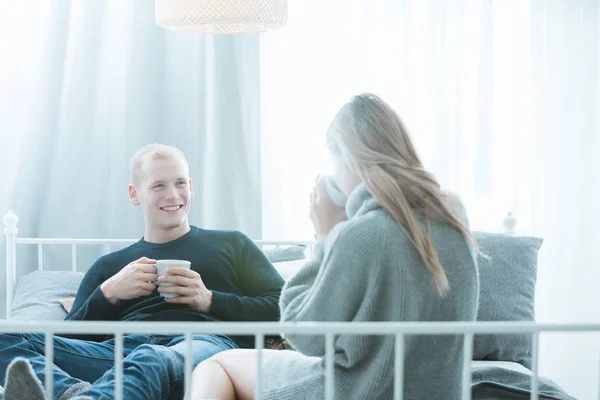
[472,366,577,400]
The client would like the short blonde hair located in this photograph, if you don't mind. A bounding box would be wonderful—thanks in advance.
[130,144,189,185]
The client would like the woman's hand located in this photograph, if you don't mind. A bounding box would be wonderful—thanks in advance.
[309,179,348,243]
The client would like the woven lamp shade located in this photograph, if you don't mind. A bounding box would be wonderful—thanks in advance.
[155,0,287,34]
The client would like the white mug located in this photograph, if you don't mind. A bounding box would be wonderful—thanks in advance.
[154,259,191,298]
[320,174,347,207]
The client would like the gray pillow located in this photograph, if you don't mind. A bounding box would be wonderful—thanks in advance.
[263,245,306,263]
[11,270,85,320]
[473,232,543,369]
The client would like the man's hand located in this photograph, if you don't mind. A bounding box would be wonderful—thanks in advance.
[157,268,213,313]
[100,257,158,305]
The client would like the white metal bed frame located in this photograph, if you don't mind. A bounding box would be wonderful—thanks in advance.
[2,209,599,400]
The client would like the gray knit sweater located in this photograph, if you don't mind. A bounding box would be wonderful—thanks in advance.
[260,184,479,400]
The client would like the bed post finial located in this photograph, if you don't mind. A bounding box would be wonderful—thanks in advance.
[3,209,18,232]
[4,210,18,319]
[503,212,517,234]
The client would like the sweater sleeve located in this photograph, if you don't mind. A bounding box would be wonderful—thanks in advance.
[280,222,381,357]
[65,258,120,322]
[209,232,285,322]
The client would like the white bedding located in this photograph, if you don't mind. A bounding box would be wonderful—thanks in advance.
[471,360,532,375]
[273,259,306,281]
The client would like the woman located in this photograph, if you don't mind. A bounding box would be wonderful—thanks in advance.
[192,93,480,399]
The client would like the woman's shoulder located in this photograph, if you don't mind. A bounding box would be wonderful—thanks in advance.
[327,190,471,252]
[440,190,470,228]
[324,208,397,258]
[335,206,390,237]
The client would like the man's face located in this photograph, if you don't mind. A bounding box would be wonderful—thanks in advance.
[129,156,194,232]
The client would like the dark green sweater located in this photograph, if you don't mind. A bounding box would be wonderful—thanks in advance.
[65,226,285,348]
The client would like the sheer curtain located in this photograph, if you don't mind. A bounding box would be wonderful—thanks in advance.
[0,0,262,317]
[260,0,600,398]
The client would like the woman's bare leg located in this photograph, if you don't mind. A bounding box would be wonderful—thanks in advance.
[192,349,281,400]
[191,357,236,400]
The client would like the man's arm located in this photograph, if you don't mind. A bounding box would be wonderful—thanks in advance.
[208,232,285,322]
[65,258,120,321]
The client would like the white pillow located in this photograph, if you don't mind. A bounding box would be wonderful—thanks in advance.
[274,259,306,281]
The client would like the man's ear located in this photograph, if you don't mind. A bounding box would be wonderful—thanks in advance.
[189,179,195,199]
[128,184,140,206]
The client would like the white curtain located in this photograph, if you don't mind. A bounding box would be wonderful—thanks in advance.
[260,0,600,398]
[0,0,263,316]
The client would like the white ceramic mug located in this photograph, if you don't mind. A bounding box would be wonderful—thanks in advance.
[154,259,191,298]
[320,174,347,207]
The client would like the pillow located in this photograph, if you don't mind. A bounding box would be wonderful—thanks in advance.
[11,270,85,320]
[472,232,543,369]
[273,259,306,281]
[59,297,75,313]
[263,245,306,263]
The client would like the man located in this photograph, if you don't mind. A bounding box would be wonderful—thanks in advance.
[0,144,284,400]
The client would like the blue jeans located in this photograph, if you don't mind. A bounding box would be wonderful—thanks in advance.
[0,332,237,400]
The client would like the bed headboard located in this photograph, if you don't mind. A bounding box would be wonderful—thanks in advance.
[2,209,518,319]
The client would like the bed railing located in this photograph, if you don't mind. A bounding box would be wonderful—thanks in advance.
[1,320,599,400]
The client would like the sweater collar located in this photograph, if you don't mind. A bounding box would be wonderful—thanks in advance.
[139,226,197,249]
[345,183,381,219]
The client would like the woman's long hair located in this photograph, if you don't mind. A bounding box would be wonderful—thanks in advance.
[327,93,480,296]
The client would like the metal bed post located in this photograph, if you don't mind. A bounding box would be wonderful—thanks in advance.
[3,210,18,320]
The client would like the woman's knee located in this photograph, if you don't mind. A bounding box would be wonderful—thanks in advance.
[192,349,236,378]
[204,349,239,365]
[191,357,238,400]
[193,358,222,377]
[193,349,273,400]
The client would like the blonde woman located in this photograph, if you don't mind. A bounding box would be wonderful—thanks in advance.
[192,93,479,400]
